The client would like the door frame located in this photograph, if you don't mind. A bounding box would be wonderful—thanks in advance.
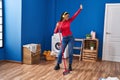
[102,3,120,61]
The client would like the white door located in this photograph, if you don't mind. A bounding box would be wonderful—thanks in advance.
[102,3,120,62]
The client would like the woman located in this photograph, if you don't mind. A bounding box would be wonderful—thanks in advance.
[54,4,83,71]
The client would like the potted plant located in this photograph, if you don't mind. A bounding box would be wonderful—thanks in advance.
[86,34,91,39]
[90,43,95,50]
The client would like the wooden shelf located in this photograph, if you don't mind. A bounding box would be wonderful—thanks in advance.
[73,47,81,50]
[82,53,97,57]
[73,54,81,57]
[82,59,96,62]
[74,38,83,41]
[83,49,97,53]
[84,39,98,41]
[82,39,99,62]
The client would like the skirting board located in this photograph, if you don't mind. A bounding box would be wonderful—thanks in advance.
[0,60,4,62]
[0,60,22,64]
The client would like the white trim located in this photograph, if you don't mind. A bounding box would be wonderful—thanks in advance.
[102,4,108,60]
[106,3,120,5]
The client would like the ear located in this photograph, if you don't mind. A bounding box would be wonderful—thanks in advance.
[62,15,65,18]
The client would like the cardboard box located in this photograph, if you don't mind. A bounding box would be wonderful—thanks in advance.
[23,44,41,64]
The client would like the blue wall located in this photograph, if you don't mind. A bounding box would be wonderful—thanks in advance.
[4,0,22,62]
[45,0,56,50]
[0,49,4,60]
[22,0,47,52]
[2,0,120,61]
[47,0,120,58]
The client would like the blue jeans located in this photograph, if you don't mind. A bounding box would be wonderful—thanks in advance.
[57,35,74,64]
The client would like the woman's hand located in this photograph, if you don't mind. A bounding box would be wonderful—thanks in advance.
[80,4,83,10]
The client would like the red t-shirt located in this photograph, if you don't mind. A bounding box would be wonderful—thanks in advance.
[54,8,81,37]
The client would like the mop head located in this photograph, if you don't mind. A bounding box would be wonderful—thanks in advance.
[63,70,70,75]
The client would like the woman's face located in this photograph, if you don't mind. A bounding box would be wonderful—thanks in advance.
[64,14,69,20]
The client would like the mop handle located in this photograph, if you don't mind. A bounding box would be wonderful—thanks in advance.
[59,32,67,71]
[58,22,67,71]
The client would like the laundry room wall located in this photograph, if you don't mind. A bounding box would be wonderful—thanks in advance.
[44,0,56,50]
[22,0,48,52]
[4,0,22,62]
[2,0,120,62]
[0,49,4,60]
[3,0,49,62]
[48,0,120,59]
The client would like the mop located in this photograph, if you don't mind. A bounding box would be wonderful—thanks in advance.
[58,24,70,75]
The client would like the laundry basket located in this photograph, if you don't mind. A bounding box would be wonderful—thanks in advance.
[43,51,55,61]
[23,44,41,64]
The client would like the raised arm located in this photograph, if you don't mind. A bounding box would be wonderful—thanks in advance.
[69,4,83,22]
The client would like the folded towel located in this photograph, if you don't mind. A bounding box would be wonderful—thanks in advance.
[99,77,119,80]
[30,44,37,53]
[23,44,38,53]
[106,77,119,80]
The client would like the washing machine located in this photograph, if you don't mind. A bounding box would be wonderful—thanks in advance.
[51,33,68,58]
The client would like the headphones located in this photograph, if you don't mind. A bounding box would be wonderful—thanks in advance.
[62,12,68,18]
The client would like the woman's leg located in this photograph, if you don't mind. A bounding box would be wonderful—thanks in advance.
[54,37,68,70]
[57,38,68,64]
[68,36,74,64]
[68,36,74,70]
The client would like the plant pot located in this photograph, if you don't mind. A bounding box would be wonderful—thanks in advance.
[86,37,91,39]
[90,47,94,50]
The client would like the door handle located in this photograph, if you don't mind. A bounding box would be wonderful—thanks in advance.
[106,32,111,34]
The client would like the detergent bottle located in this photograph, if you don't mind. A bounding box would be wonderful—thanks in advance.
[91,30,96,39]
